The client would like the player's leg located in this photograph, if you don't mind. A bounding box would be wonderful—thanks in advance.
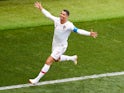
[54,46,78,64]
[59,55,78,65]
[29,56,54,84]
[29,47,64,84]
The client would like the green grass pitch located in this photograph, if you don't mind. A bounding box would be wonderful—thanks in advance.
[0,0,124,93]
[0,0,124,30]
[0,18,124,93]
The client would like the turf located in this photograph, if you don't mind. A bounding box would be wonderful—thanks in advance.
[0,18,124,87]
[1,75,124,93]
[0,0,124,30]
[0,0,124,92]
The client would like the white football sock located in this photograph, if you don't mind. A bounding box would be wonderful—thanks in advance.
[34,64,50,82]
[60,55,76,62]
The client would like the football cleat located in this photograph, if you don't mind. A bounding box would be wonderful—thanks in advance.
[73,55,78,65]
[29,79,38,85]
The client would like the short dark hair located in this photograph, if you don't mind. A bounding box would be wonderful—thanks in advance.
[63,9,70,16]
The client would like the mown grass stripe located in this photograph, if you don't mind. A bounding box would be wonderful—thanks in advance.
[0,71,124,91]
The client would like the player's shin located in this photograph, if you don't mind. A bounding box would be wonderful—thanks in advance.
[29,64,50,84]
[36,64,50,81]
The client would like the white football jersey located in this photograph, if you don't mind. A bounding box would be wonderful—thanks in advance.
[42,8,90,51]
[53,18,74,46]
[42,9,75,48]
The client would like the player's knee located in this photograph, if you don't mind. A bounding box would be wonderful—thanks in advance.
[45,56,55,65]
[46,60,52,65]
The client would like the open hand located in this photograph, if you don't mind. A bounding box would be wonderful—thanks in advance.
[34,1,43,10]
[90,29,98,38]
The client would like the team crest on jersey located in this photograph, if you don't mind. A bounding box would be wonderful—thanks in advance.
[63,25,66,30]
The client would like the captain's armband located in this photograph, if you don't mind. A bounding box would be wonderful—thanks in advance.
[73,27,78,33]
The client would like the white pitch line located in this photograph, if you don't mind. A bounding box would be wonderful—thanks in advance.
[0,71,124,91]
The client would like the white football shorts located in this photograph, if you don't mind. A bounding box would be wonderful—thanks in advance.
[51,45,67,60]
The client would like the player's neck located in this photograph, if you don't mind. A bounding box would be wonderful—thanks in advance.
[60,19,67,24]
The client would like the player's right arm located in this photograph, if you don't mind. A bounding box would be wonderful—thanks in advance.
[34,2,57,21]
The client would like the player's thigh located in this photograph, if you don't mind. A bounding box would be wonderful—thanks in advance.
[51,46,66,61]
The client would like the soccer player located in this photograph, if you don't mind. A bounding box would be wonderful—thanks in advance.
[29,2,98,84]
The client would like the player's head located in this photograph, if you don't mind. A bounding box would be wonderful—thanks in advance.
[60,9,70,20]
[63,9,70,16]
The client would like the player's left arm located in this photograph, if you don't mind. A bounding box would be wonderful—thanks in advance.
[73,27,98,38]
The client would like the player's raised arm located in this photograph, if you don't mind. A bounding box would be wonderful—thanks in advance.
[35,1,43,10]
[34,2,57,21]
